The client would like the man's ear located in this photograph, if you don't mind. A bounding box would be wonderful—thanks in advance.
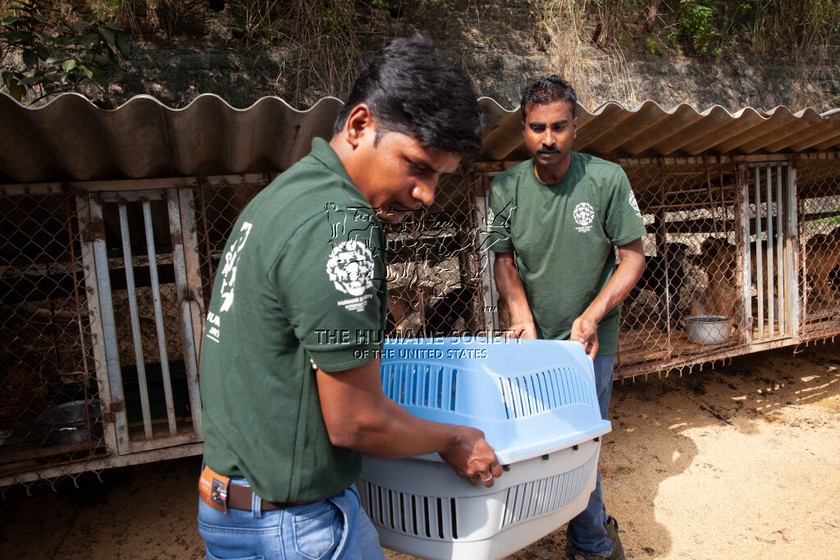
[343,104,374,148]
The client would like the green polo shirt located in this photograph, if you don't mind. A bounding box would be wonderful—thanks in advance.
[486,152,646,355]
[199,137,387,503]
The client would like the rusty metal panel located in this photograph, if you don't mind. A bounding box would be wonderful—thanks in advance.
[169,188,204,440]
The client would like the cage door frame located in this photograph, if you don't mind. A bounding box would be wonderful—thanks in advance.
[740,163,800,343]
[80,188,203,455]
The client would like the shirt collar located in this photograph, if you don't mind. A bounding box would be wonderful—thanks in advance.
[309,137,355,186]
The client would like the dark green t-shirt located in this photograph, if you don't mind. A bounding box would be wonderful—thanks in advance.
[199,138,387,503]
[486,152,646,355]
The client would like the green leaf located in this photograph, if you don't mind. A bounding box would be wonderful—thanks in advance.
[5,31,32,44]
[82,32,100,50]
[90,66,104,86]
[79,64,94,79]
[62,58,77,72]
[107,51,120,70]
[22,49,38,67]
[98,27,115,46]
[2,72,25,101]
[8,80,26,101]
[73,21,92,32]
[116,34,131,57]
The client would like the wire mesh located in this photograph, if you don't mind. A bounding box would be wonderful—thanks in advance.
[614,159,744,378]
[798,158,840,341]
[1,154,838,487]
[383,173,484,338]
[0,189,105,490]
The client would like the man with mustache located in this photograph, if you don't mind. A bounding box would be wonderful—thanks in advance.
[197,36,502,560]
[486,75,646,560]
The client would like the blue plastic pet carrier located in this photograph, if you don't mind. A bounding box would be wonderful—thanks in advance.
[357,337,611,560]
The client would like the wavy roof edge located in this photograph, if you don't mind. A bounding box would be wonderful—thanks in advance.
[479,95,837,120]
[1,92,838,184]
[7,91,835,119]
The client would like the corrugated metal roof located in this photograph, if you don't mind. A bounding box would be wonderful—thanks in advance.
[480,98,840,161]
[1,92,839,184]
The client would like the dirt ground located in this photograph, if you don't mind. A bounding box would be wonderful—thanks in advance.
[2,343,838,560]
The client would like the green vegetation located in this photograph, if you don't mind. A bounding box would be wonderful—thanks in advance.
[677,0,720,55]
[0,0,837,105]
[0,0,130,103]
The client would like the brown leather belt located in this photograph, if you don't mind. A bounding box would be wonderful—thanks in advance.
[227,482,310,511]
[200,465,312,511]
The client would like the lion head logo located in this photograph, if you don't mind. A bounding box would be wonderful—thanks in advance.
[629,193,641,217]
[326,240,374,297]
[573,202,595,227]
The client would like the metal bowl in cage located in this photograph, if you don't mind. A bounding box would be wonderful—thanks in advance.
[38,400,102,445]
[685,315,731,345]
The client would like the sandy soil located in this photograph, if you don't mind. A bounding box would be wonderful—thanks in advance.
[2,343,838,560]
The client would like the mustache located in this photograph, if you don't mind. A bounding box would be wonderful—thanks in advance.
[537,146,560,155]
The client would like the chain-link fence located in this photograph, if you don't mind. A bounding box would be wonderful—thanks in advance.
[798,158,840,340]
[617,157,840,379]
[618,159,745,377]
[0,187,105,491]
[1,155,837,488]
[382,173,487,338]
[191,173,488,343]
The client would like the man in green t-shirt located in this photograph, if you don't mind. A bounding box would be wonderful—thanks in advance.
[487,76,646,560]
[197,36,502,560]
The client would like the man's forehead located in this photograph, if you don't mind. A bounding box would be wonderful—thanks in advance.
[524,100,574,122]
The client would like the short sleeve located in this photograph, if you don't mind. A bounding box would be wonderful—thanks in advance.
[603,167,647,247]
[486,178,515,253]
[272,204,386,372]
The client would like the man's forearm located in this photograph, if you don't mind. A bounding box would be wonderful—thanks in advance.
[493,252,532,322]
[580,238,645,325]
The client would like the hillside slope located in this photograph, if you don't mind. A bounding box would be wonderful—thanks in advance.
[98,1,839,113]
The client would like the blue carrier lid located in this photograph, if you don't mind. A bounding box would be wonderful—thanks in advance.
[380,337,611,464]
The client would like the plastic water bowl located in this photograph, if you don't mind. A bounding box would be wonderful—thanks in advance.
[685,315,731,345]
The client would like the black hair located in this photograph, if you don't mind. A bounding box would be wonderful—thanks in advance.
[520,75,577,120]
[334,35,482,161]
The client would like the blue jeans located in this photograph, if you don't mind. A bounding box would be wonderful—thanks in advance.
[566,354,616,557]
[197,480,385,560]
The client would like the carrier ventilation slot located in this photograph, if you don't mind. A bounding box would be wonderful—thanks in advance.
[362,481,459,540]
[501,452,598,528]
[381,363,458,412]
[499,366,596,419]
